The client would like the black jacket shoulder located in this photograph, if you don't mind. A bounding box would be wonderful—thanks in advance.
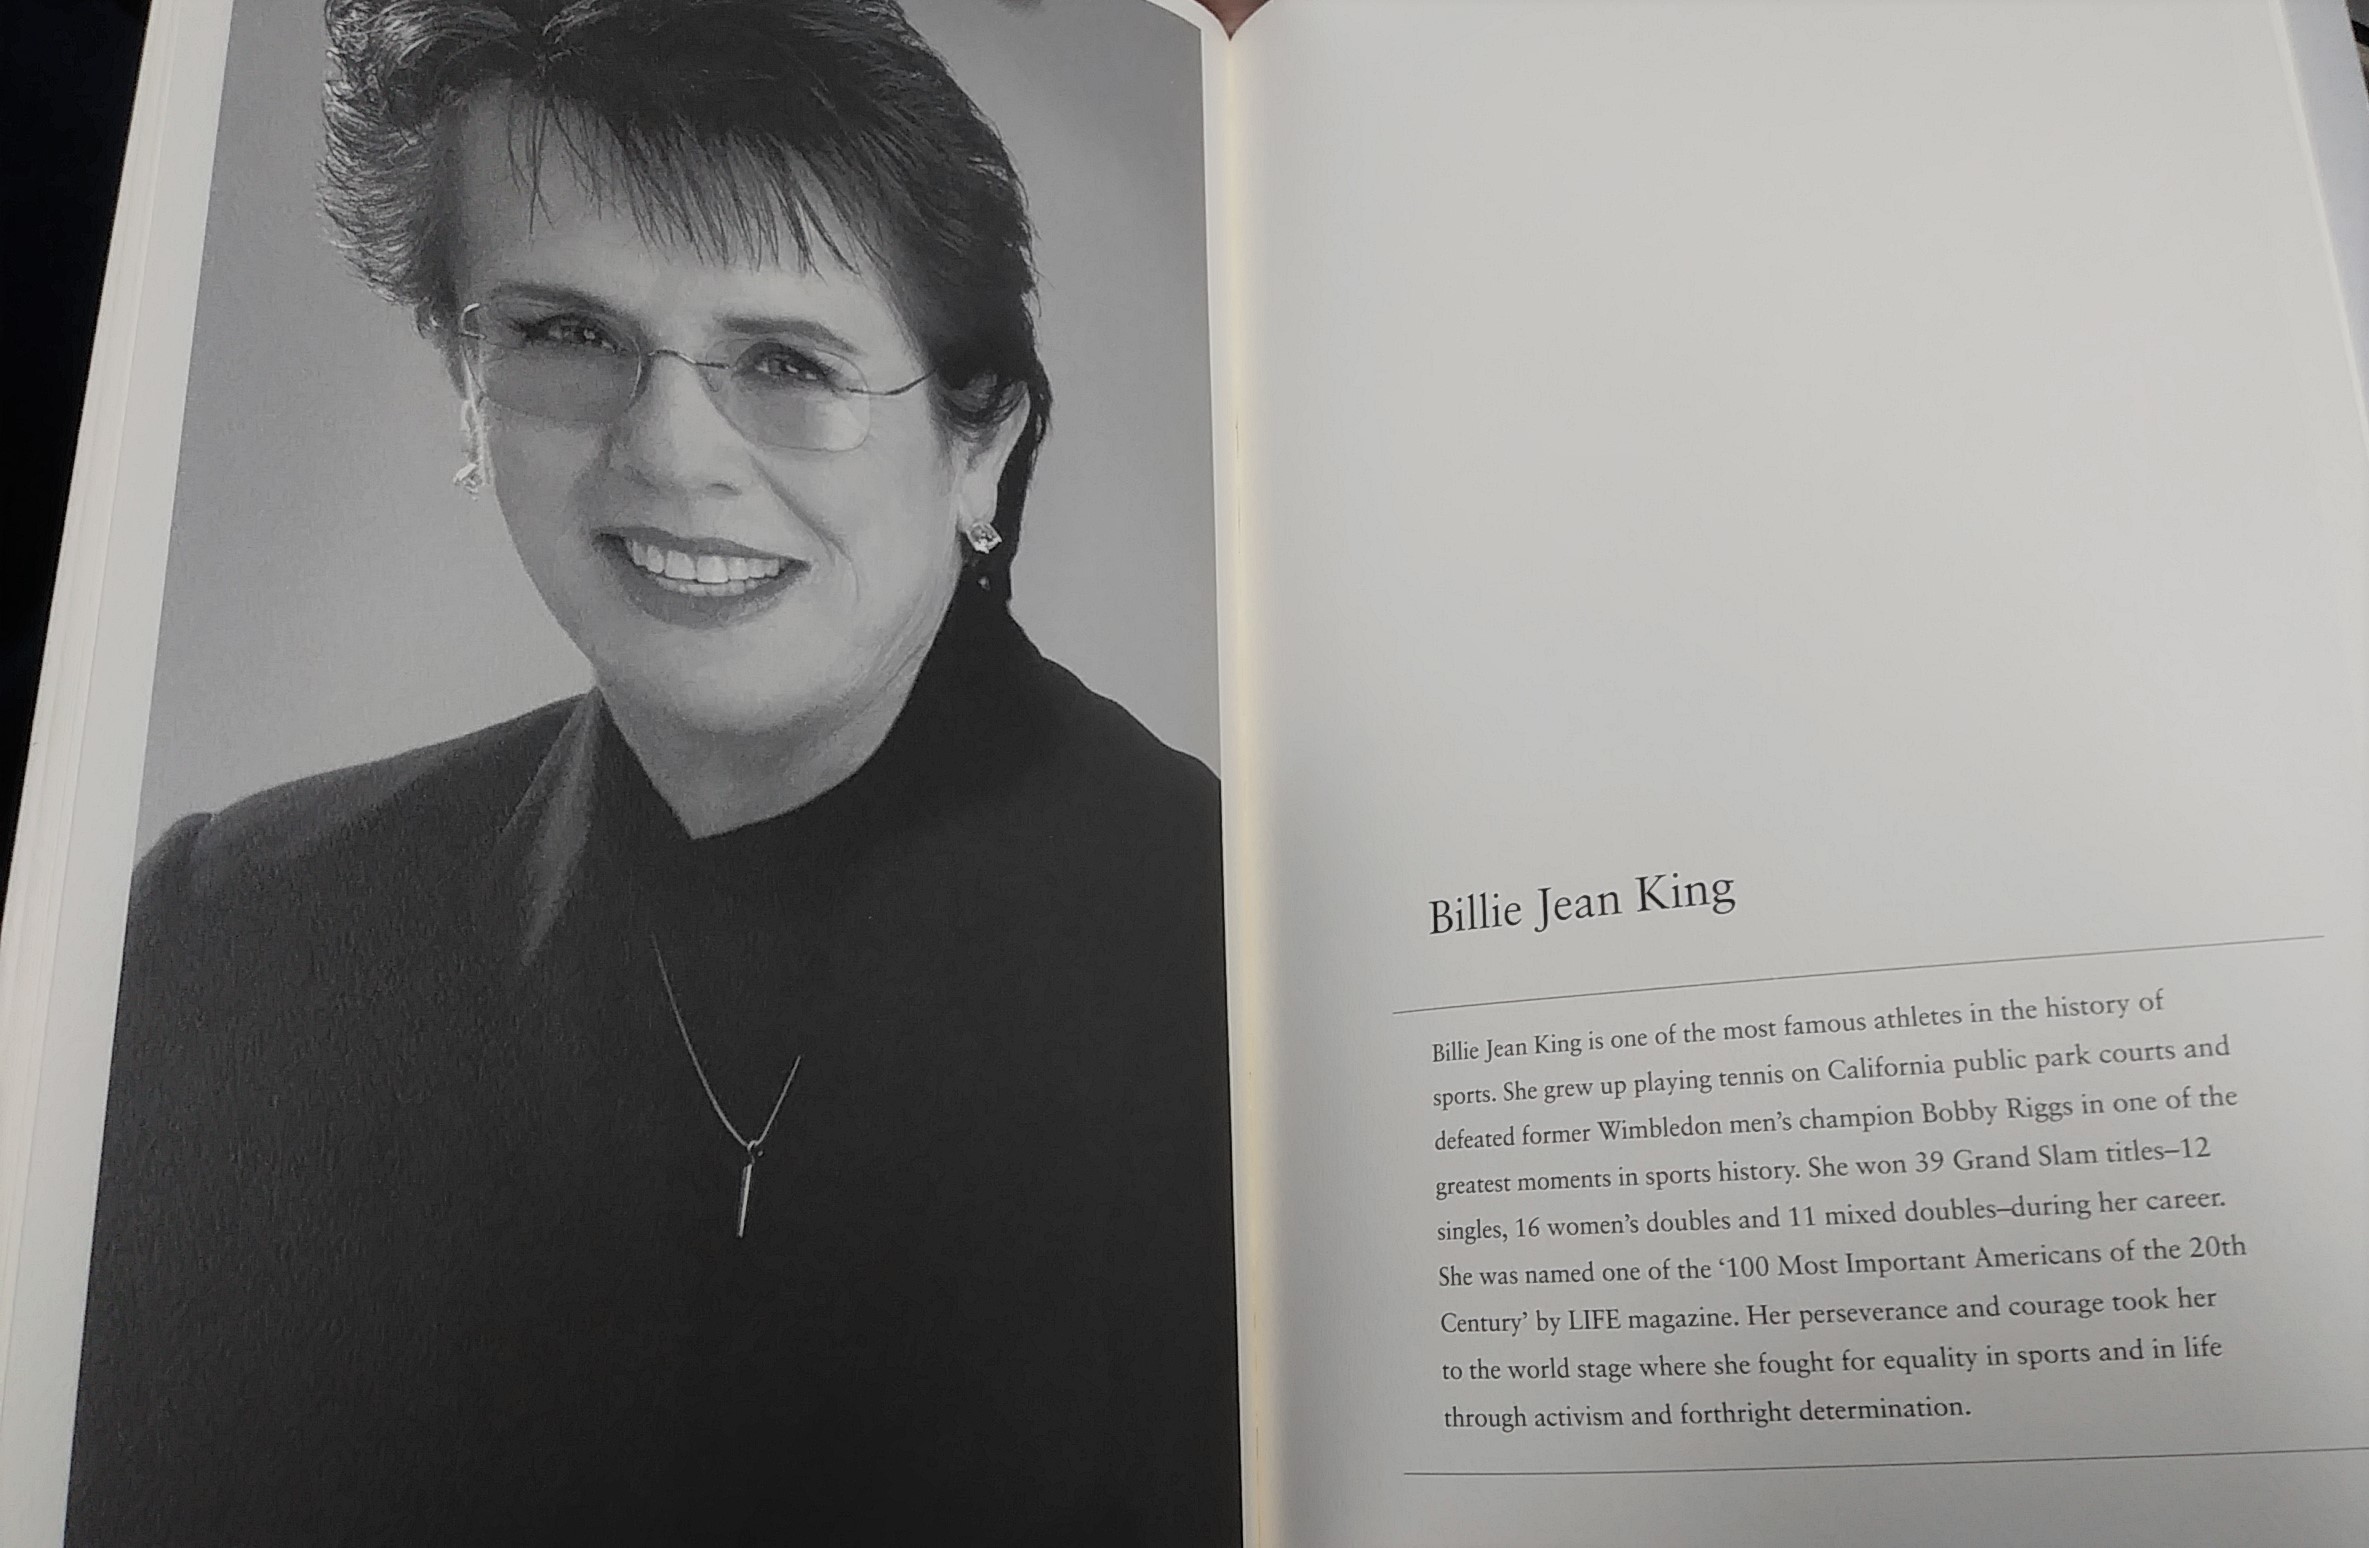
[1001,650,1220,851]
[143,698,580,912]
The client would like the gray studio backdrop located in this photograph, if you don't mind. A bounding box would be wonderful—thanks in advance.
[134,0,1215,851]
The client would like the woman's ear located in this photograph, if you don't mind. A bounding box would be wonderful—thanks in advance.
[951,391,1032,535]
[440,323,494,494]
[432,311,475,397]
[453,389,492,496]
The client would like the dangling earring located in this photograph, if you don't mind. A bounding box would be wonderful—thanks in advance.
[453,398,489,496]
[962,519,1003,556]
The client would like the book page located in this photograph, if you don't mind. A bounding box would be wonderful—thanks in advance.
[1230,1,2369,1542]
[1,1,1247,1542]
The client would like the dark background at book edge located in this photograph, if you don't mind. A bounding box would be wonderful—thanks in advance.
[3,0,2362,897]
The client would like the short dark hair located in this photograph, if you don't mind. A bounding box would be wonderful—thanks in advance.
[321,0,1051,589]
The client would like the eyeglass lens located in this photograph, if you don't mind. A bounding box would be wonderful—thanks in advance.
[461,306,880,453]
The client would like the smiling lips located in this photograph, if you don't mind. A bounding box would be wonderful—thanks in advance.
[619,535,796,597]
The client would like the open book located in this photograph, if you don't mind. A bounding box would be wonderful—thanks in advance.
[6,0,2369,1542]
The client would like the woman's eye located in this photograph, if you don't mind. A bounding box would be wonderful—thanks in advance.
[515,316,623,352]
[742,345,841,389]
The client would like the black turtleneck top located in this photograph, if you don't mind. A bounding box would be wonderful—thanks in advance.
[66,587,1238,1546]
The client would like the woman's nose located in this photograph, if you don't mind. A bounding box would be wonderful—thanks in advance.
[605,352,749,494]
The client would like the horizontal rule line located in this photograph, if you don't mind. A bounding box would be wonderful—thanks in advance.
[1404,1442,2369,1478]
[1391,933,2323,1017]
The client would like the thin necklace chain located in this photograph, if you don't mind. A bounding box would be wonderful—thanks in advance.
[652,934,802,1236]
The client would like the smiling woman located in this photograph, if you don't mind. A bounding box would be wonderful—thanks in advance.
[437,83,1036,829]
[65,2,1236,1544]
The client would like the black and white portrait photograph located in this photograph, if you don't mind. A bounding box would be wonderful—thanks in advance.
[63,0,1237,1541]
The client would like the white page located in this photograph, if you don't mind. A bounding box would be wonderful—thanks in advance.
[1231,1,2369,1542]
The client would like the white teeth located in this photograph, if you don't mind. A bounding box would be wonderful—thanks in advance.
[618,537,791,596]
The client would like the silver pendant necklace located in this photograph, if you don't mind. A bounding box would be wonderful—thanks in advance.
[652,935,803,1238]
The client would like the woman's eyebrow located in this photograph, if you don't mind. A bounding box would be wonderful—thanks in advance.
[715,313,864,358]
[483,281,620,314]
